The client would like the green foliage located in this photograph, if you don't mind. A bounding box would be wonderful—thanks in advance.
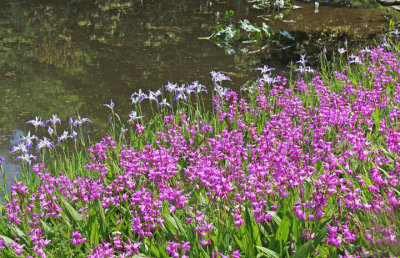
[224,10,235,19]
[202,19,274,54]
[389,20,395,31]
[2,41,400,256]
[248,0,292,10]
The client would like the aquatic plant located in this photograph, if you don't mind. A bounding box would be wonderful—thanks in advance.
[201,19,273,55]
[247,0,292,10]
[1,43,400,257]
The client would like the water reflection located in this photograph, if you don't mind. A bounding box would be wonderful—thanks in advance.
[0,0,388,182]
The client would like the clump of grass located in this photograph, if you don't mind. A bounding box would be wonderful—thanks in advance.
[1,37,400,257]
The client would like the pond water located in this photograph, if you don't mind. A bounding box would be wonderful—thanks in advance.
[0,0,388,179]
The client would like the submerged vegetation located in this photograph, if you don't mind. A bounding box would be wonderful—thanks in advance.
[1,35,400,257]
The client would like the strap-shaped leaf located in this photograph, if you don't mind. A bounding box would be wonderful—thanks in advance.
[276,216,289,243]
[62,198,85,229]
[256,246,280,258]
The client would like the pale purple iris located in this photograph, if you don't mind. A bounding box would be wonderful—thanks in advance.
[15,153,37,165]
[26,117,45,129]
[58,130,70,143]
[338,47,346,55]
[10,143,29,154]
[255,65,275,74]
[46,114,61,128]
[36,137,54,152]
[103,99,115,111]
[296,53,307,66]
[128,111,144,124]
[210,70,231,84]
[130,89,147,104]
[72,116,92,127]
[158,99,171,108]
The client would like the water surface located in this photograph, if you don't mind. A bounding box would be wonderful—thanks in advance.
[0,0,388,180]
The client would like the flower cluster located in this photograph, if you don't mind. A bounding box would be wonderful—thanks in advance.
[2,44,400,256]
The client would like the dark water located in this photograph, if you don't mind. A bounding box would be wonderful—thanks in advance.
[0,0,387,180]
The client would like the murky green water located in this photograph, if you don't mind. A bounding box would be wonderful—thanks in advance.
[0,0,388,178]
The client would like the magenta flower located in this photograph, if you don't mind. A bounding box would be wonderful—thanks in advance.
[70,230,88,246]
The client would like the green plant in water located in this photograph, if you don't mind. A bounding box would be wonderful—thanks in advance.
[200,19,273,55]
[224,10,235,19]
[389,20,395,32]
[248,0,292,10]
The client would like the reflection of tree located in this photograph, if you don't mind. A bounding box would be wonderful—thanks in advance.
[0,0,388,134]
[0,0,235,129]
[1,0,221,71]
[0,67,84,130]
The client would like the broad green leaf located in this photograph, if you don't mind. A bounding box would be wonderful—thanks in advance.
[313,223,328,247]
[291,239,313,258]
[244,207,256,257]
[62,198,85,229]
[95,199,107,236]
[13,226,26,238]
[256,246,280,258]
[172,214,188,238]
[40,219,55,234]
[253,222,262,246]
[268,211,282,226]
[292,217,299,241]
[240,19,261,33]
[164,214,178,235]
[291,222,329,258]
[147,239,159,257]
[0,234,15,245]
[198,244,210,258]
[157,241,170,258]
[276,216,289,242]
[90,219,99,246]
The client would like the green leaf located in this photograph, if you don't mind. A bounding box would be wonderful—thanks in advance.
[172,214,188,238]
[62,198,85,229]
[164,214,178,235]
[198,244,210,258]
[40,219,55,234]
[146,238,159,257]
[240,19,261,33]
[291,222,329,258]
[268,211,282,226]
[291,239,313,258]
[95,199,107,235]
[0,234,15,245]
[276,216,290,243]
[262,23,273,37]
[253,221,262,246]
[292,217,299,241]
[234,234,244,250]
[224,10,234,19]
[13,226,26,239]
[90,219,99,246]
[244,207,256,257]
[157,241,170,258]
[256,246,280,258]
[313,223,328,247]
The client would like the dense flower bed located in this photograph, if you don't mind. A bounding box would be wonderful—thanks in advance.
[1,43,400,257]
